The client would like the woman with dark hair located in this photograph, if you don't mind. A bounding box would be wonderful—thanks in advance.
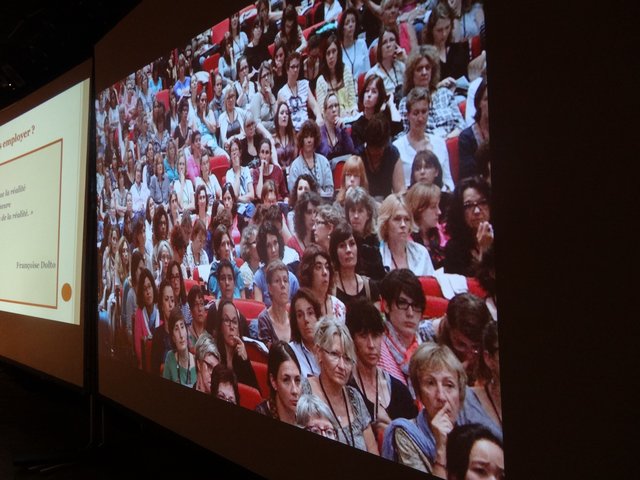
[215,299,259,390]
[338,7,370,79]
[257,260,292,349]
[346,299,417,439]
[471,320,502,430]
[343,186,386,281]
[312,203,342,254]
[186,130,203,185]
[366,25,406,102]
[173,151,195,213]
[173,98,192,150]
[162,306,196,386]
[330,222,380,308]
[133,268,159,369]
[288,120,333,200]
[167,191,181,232]
[271,42,287,96]
[378,268,425,389]
[277,52,322,132]
[149,153,171,207]
[149,278,175,374]
[273,101,298,170]
[318,92,356,163]
[211,364,240,404]
[152,97,171,154]
[405,182,447,269]
[250,61,277,134]
[208,73,225,122]
[240,112,270,168]
[447,423,504,480]
[219,182,243,246]
[184,217,209,274]
[166,259,193,325]
[289,288,322,378]
[152,205,170,246]
[299,245,346,322]
[122,250,145,351]
[192,184,210,227]
[234,55,257,110]
[274,4,307,55]
[218,36,236,85]
[287,191,321,258]
[219,85,245,148]
[286,173,317,233]
[163,139,179,183]
[315,34,357,118]
[246,17,271,72]
[255,341,303,424]
[351,74,402,151]
[187,286,209,350]
[409,149,444,188]
[226,137,256,218]
[253,222,300,307]
[399,44,466,139]
[444,176,493,276]
[228,11,249,59]
[195,89,225,158]
[252,139,287,201]
[458,79,489,179]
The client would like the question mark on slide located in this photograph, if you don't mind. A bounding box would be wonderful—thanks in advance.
[31,125,35,134]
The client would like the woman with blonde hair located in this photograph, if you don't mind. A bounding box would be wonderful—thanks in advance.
[378,193,434,275]
[404,182,446,270]
[335,155,369,205]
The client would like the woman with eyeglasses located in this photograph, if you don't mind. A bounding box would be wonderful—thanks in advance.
[219,85,246,148]
[318,92,355,164]
[306,317,379,454]
[299,245,346,323]
[443,176,492,276]
[246,17,270,72]
[215,299,259,390]
[234,55,257,110]
[277,52,322,132]
[296,394,340,441]
[346,299,417,439]
[312,203,343,254]
[250,61,277,135]
[193,332,220,394]
[166,259,193,325]
[378,268,425,390]
[255,341,303,424]
[378,193,435,276]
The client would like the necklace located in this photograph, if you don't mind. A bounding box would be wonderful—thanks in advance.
[176,351,191,386]
[357,366,379,422]
[484,382,502,425]
[319,376,355,447]
[342,40,357,75]
[380,62,399,89]
[390,245,407,269]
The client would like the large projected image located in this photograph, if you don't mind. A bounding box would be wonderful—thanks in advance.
[0,79,90,325]
[96,0,500,476]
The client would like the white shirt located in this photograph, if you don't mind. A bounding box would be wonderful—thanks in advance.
[392,133,454,192]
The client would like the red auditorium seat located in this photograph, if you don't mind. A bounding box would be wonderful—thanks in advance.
[251,361,270,399]
[235,299,267,321]
[446,135,460,185]
[238,383,263,410]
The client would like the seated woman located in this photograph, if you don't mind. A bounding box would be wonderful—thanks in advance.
[471,320,502,430]
[257,260,292,349]
[246,17,271,72]
[287,191,322,259]
[274,5,307,55]
[343,187,386,281]
[378,193,435,276]
[459,79,489,180]
[334,155,369,206]
[215,299,259,390]
[193,332,220,394]
[378,268,425,389]
[399,45,466,139]
[338,7,371,81]
[149,153,171,207]
[295,393,340,442]
[277,52,321,132]
[356,113,405,200]
[318,92,356,164]
[405,182,447,270]
[167,191,181,232]
[306,317,379,453]
[252,140,287,201]
[271,43,287,98]
[366,26,406,102]
[238,225,260,300]
[152,205,170,247]
[194,89,227,158]
[195,152,222,204]
[382,342,501,475]
[162,307,197,387]
[218,85,246,148]
[250,61,277,134]
[273,100,298,171]
[315,34,357,118]
[299,245,346,322]
[211,364,240,405]
[191,184,211,233]
[393,87,454,192]
[173,152,195,214]
[288,120,334,201]
[150,279,176,375]
[286,174,317,235]
[226,138,256,219]
[133,268,159,370]
[183,218,209,279]
[312,203,343,254]
[443,176,493,276]
[207,229,245,299]
[255,341,303,424]
[289,288,322,378]
[253,222,300,307]
[330,222,380,308]
[122,250,144,351]
[346,299,417,440]
[409,149,444,189]
[252,204,295,259]
[351,74,402,152]
[234,55,258,110]
[447,423,504,480]
[152,239,173,285]
[187,286,209,351]
[219,183,244,246]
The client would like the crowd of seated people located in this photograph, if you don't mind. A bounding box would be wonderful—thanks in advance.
[96,0,498,477]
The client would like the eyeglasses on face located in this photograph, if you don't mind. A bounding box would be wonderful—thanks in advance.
[321,348,354,366]
[304,425,338,440]
[463,199,489,211]
[395,298,423,312]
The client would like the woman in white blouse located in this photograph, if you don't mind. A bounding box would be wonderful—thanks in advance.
[173,151,195,214]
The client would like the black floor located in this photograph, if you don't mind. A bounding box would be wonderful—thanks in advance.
[0,362,264,479]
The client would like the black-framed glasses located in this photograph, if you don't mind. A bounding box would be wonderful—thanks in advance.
[463,199,489,211]
[395,298,423,312]
[305,425,338,440]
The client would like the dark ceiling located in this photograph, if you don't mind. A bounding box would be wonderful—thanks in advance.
[0,0,140,111]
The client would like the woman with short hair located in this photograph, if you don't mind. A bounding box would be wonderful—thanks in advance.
[257,260,292,349]
[299,245,346,322]
[162,307,196,387]
[288,288,322,378]
[288,120,333,201]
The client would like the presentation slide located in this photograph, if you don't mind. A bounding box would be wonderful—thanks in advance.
[0,79,89,325]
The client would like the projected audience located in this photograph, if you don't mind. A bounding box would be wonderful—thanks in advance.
[95,2,499,474]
